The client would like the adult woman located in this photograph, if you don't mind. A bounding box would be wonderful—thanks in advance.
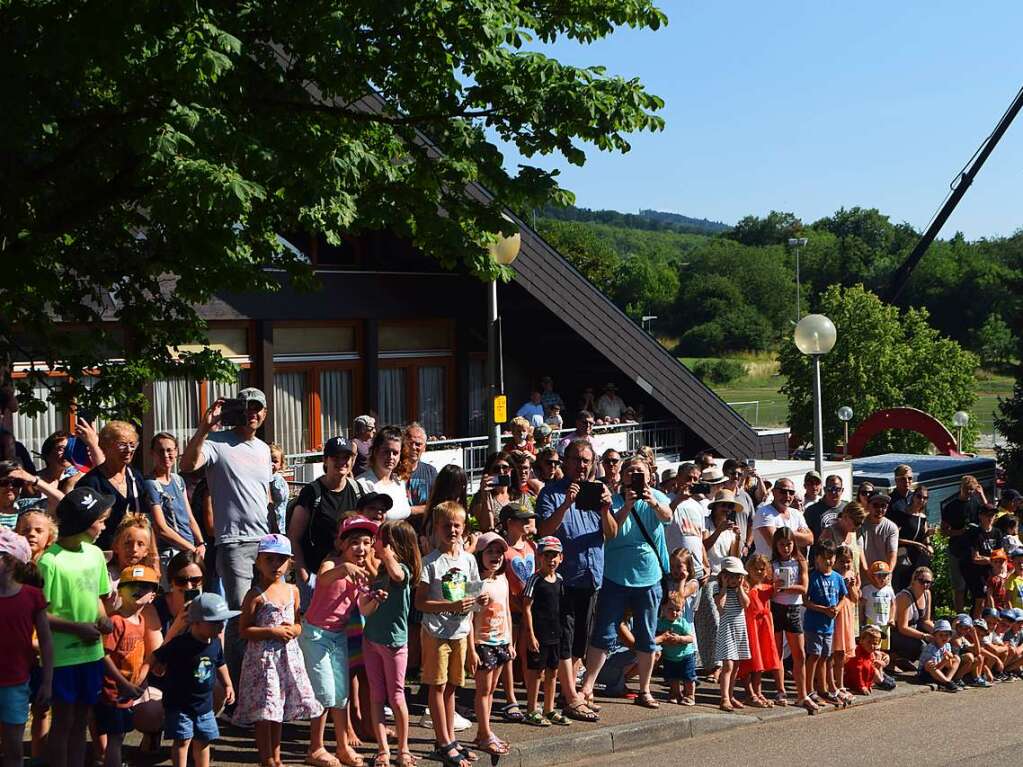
[34,428,93,492]
[855,482,876,507]
[509,450,540,499]
[600,449,622,495]
[579,456,672,709]
[153,550,207,639]
[704,491,742,576]
[417,465,469,550]
[469,451,518,532]
[0,459,63,526]
[893,489,933,592]
[144,432,206,579]
[819,502,867,570]
[892,566,936,664]
[77,420,146,550]
[357,425,411,521]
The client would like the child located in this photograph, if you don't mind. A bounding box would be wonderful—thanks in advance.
[300,516,375,767]
[664,548,701,658]
[917,619,960,692]
[655,590,697,705]
[860,562,896,650]
[544,404,563,431]
[235,534,323,767]
[522,536,570,727]
[844,624,894,694]
[713,556,751,712]
[97,565,161,767]
[986,550,1011,612]
[974,618,1008,680]
[737,554,782,707]
[269,444,289,535]
[0,528,53,767]
[361,519,421,767]
[770,528,810,710]
[951,614,989,687]
[499,503,534,722]
[1005,549,1023,609]
[414,502,481,767]
[997,514,1021,551]
[831,544,860,705]
[39,487,115,767]
[470,532,514,755]
[105,513,160,611]
[803,539,848,709]
[152,593,236,767]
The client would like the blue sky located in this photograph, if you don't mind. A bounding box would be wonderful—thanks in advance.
[496,2,1023,239]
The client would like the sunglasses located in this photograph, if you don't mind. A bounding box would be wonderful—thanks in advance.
[917,578,934,586]
[173,576,204,587]
[858,489,873,496]
[0,479,24,489]
[826,485,843,493]
[544,460,561,467]
[728,471,743,478]
[776,488,796,496]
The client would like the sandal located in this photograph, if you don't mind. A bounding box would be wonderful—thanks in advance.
[635,692,659,709]
[305,750,343,767]
[774,692,788,707]
[434,744,468,767]
[373,753,390,767]
[582,693,602,712]
[799,697,819,716]
[524,710,551,727]
[719,701,734,712]
[396,753,419,767]
[473,736,509,756]
[562,701,599,722]
[680,696,696,707]
[729,698,745,710]
[337,750,366,767]
[547,711,571,726]
[499,703,525,723]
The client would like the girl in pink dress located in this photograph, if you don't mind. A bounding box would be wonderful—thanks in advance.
[738,554,783,707]
[831,544,860,706]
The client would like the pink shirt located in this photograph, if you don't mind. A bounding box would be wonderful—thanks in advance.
[473,574,512,645]
[305,571,359,632]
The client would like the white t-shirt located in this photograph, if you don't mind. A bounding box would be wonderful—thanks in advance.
[358,469,411,521]
[706,528,737,576]
[861,583,896,627]
[420,548,480,640]
[752,503,809,558]
[201,431,272,544]
[665,497,708,579]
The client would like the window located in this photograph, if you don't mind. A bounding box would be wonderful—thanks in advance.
[11,379,65,458]
[153,378,201,447]
[320,369,353,440]
[417,365,446,437]
[378,368,407,427]
[467,358,486,436]
[273,371,309,455]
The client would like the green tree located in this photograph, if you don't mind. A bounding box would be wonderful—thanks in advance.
[995,238,1023,485]
[724,211,803,246]
[536,219,621,297]
[2,1,667,417]
[779,285,978,455]
[975,314,1016,368]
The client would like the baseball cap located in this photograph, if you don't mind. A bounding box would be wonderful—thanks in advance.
[870,561,892,575]
[474,532,509,554]
[119,565,160,586]
[999,609,1015,620]
[868,492,891,505]
[1013,608,1023,623]
[991,548,1008,561]
[257,533,292,557]
[238,387,267,409]
[188,592,241,623]
[533,424,552,440]
[340,516,379,538]
[356,492,394,513]
[982,607,1000,619]
[55,486,115,538]
[804,470,822,482]
[354,415,376,429]
[499,503,535,524]
[954,614,974,628]
[537,536,563,554]
[932,619,953,634]
[323,436,355,458]
[0,527,31,564]
[975,619,989,631]
[1000,489,1021,505]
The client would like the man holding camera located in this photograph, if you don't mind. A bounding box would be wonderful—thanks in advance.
[180,387,272,686]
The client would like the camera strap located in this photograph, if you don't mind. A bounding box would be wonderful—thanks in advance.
[629,505,668,577]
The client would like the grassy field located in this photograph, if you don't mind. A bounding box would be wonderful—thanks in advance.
[678,355,1014,433]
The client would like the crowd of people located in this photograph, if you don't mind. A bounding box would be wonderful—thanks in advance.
[1,385,1022,767]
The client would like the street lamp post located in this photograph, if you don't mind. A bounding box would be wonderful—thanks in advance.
[794,314,838,475]
[952,410,969,450]
[787,237,808,323]
[837,406,853,458]
[486,224,522,454]
[641,315,658,335]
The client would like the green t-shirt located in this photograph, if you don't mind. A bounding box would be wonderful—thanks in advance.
[39,541,110,667]
[656,615,695,662]
[363,564,411,648]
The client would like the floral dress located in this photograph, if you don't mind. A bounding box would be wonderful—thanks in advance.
[234,597,323,725]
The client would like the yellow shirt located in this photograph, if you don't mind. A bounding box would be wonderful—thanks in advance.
[1006,573,1023,610]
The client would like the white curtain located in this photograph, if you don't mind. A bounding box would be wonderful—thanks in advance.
[206,367,248,404]
[12,379,65,459]
[417,366,446,437]
[468,359,485,436]
[320,370,352,441]
[378,368,406,427]
[152,378,201,446]
[273,372,308,455]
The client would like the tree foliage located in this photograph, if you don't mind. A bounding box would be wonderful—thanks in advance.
[2,0,667,417]
[779,285,978,456]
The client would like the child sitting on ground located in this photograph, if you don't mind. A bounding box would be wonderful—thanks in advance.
[974,618,1007,680]
[917,619,960,692]
[1005,550,1023,609]
[951,614,990,688]
[845,625,895,695]
[655,590,697,706]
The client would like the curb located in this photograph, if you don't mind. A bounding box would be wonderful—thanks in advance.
[508,683,934,767]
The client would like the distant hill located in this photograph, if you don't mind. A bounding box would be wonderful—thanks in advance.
[541,204,730,236]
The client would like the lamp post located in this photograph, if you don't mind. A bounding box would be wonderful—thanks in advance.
[787,237,808,322]
[952,410,969,450]
[794,314,837,475]
[641,315,658,335]
[837,406,853,458]
[486,223,522,454]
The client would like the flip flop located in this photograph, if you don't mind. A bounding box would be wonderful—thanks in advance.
[473,736,509,756]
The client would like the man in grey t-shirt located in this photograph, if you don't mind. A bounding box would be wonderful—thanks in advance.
[181,387,272,685]
[858,492,900,590]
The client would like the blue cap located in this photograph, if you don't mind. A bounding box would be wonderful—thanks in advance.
[982,607,1000,619]
[975,619,989,631]
[998,609,1015,620]
[257,533,293,557]
[932,619,953,634]
[188,592,241,623]
[954,614,974,627]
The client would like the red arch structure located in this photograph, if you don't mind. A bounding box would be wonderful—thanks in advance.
[846,407,961,458]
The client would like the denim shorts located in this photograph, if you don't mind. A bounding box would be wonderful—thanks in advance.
[94,702,135,735]
[52,660,105,706]
[590,580,662,653]
[165,708,219,743]
[805,630,833,658]
[662,655,697,683]
[0,682,31,725]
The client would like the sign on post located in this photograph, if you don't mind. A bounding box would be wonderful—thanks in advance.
[493,394,508,423]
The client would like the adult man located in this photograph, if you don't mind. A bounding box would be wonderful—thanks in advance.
[515,390,546,428]
[941,474,988,612]
[858,492,900,590]
[888,464,915,528]
[536,439,611,720]
[180,387,272,684]
[752,478,813,558]
[720,459,755,555]
[666,463,709,581]
[594,383,626,421]
[804,474,847,542]
[403,422,437,514]
[534,447,562,485]
[351,414,376,476]
[802,470,822,508]
[555,410,597,456]
[539,375,564,413]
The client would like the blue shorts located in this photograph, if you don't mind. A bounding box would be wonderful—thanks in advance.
[662,655,698,683]
[165,708,219,744]
[52,660,105,706]
[805,630,833,658]
[0,682,31,725]
[94,702,135,735]
[590,580,662,653]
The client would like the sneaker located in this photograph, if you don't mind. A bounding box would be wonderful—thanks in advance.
[954,679,966,689]
[973,677,992,688]
[997,673,1012,682]
[942,681,959,693]
[419,712,433,729]
[384,705,394,723]
[453,710,472,732]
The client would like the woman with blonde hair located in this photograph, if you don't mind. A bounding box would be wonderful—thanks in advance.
[77,420,146,550]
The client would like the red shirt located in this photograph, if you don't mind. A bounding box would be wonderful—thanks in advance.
[101,614,147,707]
[0,585,46,686]
[844,644,875,693]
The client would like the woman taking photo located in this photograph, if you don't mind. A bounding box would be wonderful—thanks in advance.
[357,425,411,521]
[144,432,206,579]
[77,420,146,550]
[470,451,518,531]
[892,566,936,665]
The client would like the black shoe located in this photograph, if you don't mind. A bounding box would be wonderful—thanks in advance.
[942,681,959,693]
